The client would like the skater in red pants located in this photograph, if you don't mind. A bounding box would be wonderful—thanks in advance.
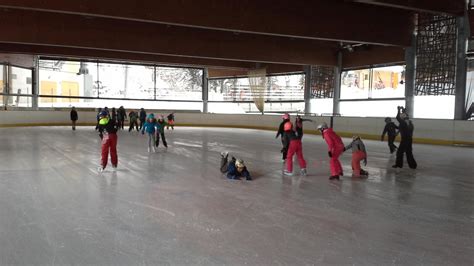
[344,135,368,177]
[283,121,307,176]
[97,111,118,172]
[317,122,344,180]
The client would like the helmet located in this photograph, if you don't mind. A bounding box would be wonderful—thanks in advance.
[352,135,360,141]
[317,122,328,131]
[384,117,391,123]
[284,121,293,131]
[147,113,155,119]
[235,159,245,169]
[281,113,290,120]
[99,111,108,117]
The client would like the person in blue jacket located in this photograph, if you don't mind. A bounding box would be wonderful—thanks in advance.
[141,114,159,153]
[219,152,251,180]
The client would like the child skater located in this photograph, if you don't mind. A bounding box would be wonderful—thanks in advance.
[167,112,175,130]
[276,113,291,161]
[344,135,368,177]
[317,122,344,180]
[97,111,119,172]
[141,114,158,153]
[283,120,307,176]
[381,117,398,154]
[155,115,168,148]
[294,114,313,139]
[220,152,252,180]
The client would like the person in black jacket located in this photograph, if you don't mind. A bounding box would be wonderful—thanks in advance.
[139,108,147,130]
[98,111,119,172]
[381,117,399,153]
[117,106,126,130]
[70,107,78,131]
[276,113,290,161]
[294,114,313,139]
[392,106,417,169]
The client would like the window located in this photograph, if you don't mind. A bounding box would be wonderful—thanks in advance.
[10,66,33,95]
[341,65,405,99]
[156,67,202,100]
[340,100,405,117]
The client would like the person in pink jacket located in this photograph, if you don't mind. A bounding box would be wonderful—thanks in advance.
[317,122,344,180]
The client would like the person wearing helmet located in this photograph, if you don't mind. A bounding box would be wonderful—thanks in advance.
[219,152,251,180]
[317,122,344,180]
[344,135,368,177]
[283,121,307,176]
[393,106,417,169]
[97,110,119,172]
[276,113,291,161]
[141,114,159,153]
[155,115,168,148]
[381,117,399,153]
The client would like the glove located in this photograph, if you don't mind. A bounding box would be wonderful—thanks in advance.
[363,159,367,166]
[328,151,332,158]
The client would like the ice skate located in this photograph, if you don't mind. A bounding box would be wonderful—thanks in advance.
[112,165,117,171]
[300,168,307,176]
[329,175,340,180]
[220,151,228,158]
[283,170,293,176]
[98,166,105,173]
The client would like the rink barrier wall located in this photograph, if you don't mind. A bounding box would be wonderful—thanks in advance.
[0,111,472,146]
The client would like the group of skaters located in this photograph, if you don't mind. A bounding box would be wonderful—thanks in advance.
[69,106,176,172]
[269,105,417,180]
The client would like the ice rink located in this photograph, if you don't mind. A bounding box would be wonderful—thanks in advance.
[0,126,472,265]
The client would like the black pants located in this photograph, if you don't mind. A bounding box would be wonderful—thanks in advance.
[128,121,139,132]
[155,132,168,147]
[139,119,145,130]
[118,119,125,129]
[388,135,397,153]
[281,138,288,160]
[395,140,417,169]
[220,155,230,173]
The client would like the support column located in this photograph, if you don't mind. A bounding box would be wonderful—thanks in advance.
[2,64,7,110]
[202,68,208,113]
[455,16,468,120]
[332,51,342,115]
[404,34,416,119]
[32,56,39,110]
[304,65,312,114]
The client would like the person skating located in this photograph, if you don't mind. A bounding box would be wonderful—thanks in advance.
[381,117,399,153]
[111,107,117,124]
[295,114,313,139]
[141,114,159,153]
[344,135,368,177]
[70,106,78,131]
[283,121,307,176]
[97,111,119,172]
[155,115,168,148]
[220,152,252,180]
[392,106,417,169]
[167,112,175,130]
[117,106,126,130]
[276,113,291,161]
[128,110,139,132]
[318,122,344,180]
[139,108,147,130]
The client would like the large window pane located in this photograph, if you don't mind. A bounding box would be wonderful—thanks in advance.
[341,69,370,99]
[310,98,334,115]
[209,74,304,102]
[414,95,455,119]
[125,65,155,99]
[39,60,98,102]
[156,67,202,100]
[97,63,126,98]
[340,100,405,117]
[0,65,4,94]
[371,66,405,98]
[10,66,32,95]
